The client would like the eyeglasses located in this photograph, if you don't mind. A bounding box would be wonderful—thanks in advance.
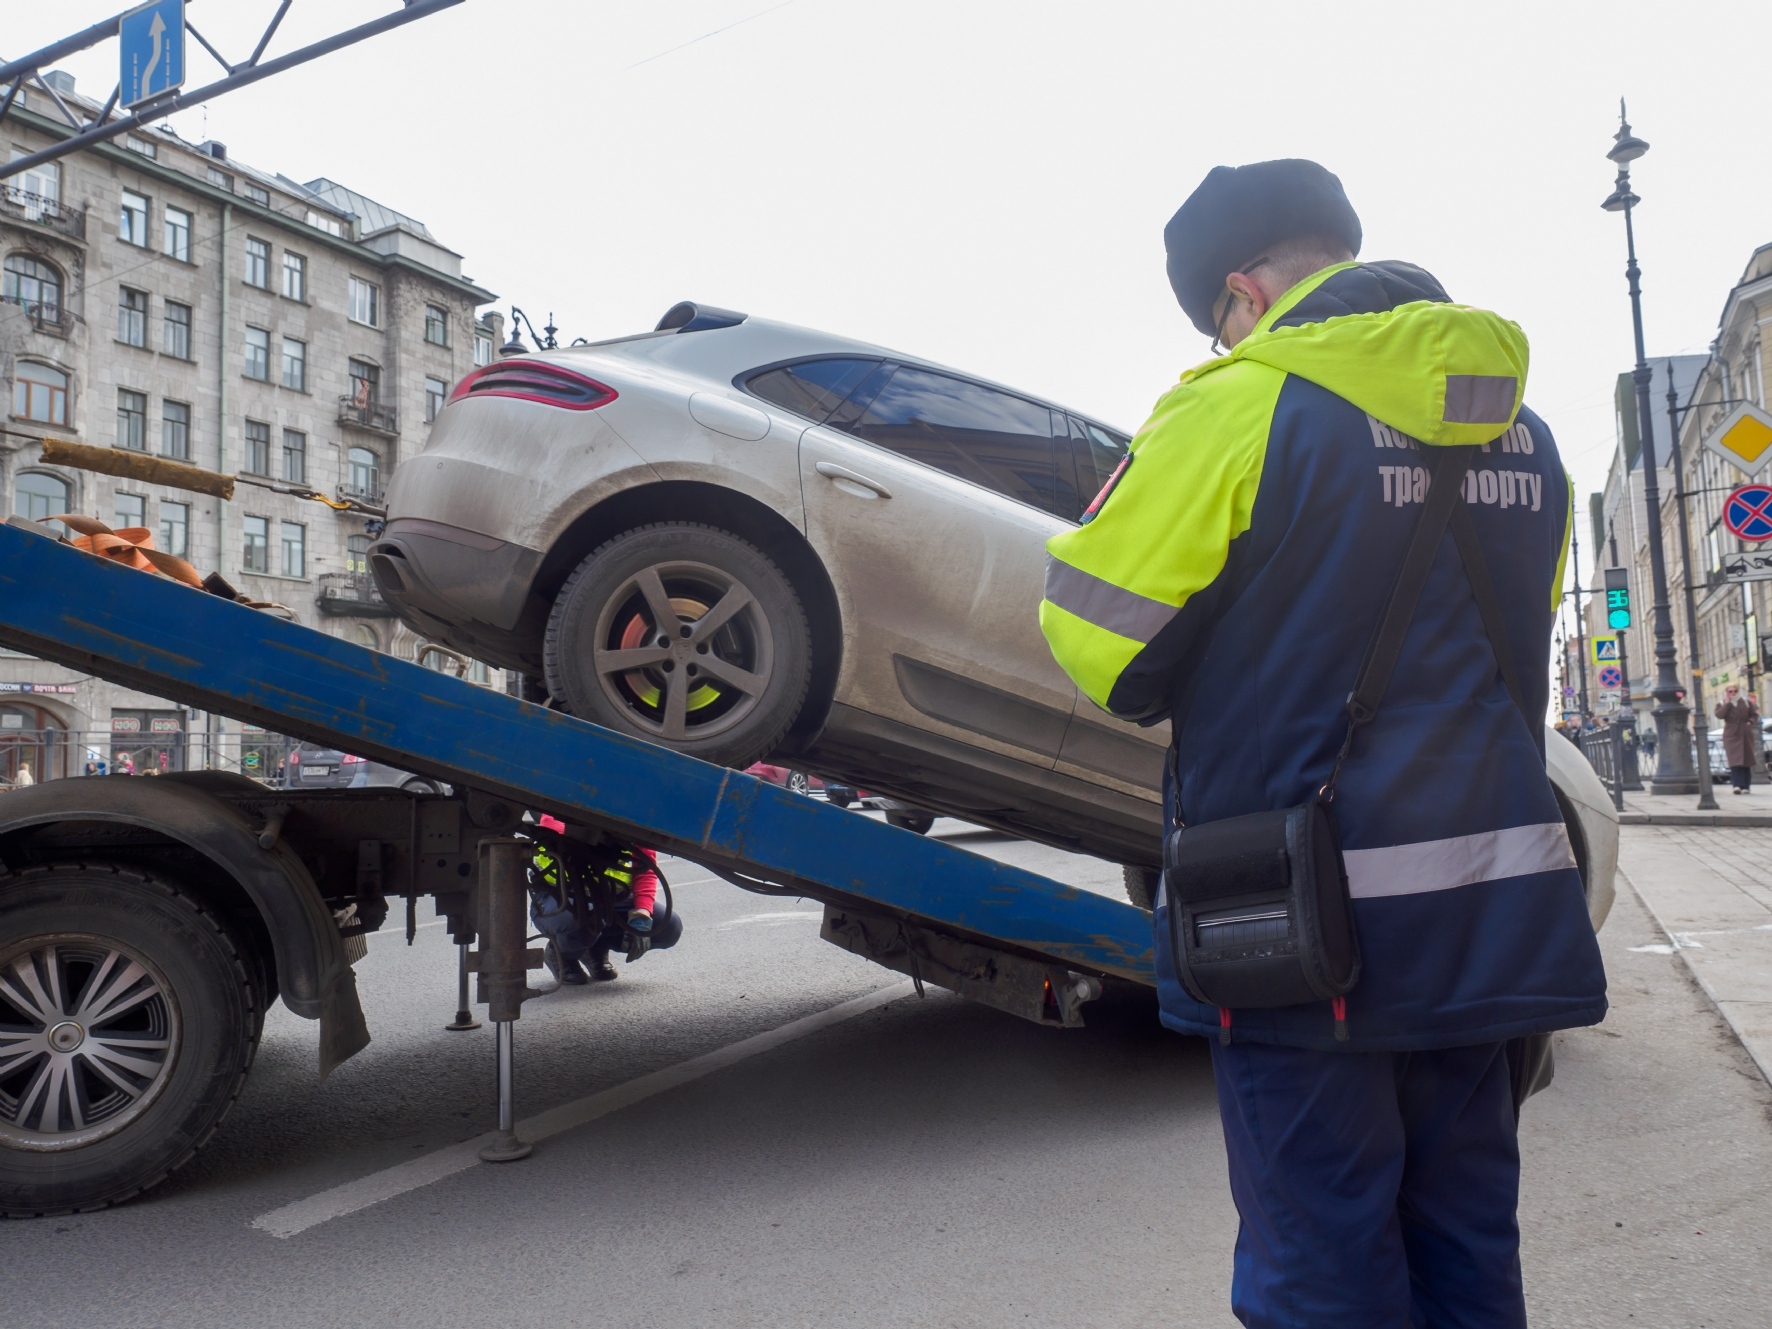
[1212,256,1271,355]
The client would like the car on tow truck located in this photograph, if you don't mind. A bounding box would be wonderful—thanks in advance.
[368,302,1618,906]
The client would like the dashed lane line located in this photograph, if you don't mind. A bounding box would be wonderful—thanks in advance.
[250,979,915,1238]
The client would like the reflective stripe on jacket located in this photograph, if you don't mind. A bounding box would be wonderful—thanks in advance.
[1042,260,1606,1050]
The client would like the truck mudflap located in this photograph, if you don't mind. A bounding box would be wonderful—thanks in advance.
[0,774,370,1077]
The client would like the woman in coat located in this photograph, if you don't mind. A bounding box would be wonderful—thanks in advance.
[1714,684,1761,793]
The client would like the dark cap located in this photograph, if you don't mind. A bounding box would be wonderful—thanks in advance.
[1163,159,1363,335]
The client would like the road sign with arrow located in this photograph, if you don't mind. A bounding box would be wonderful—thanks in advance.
[120,0,184,109]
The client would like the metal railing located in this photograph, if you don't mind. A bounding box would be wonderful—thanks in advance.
[1578,727,1631,811]
[337,395,399,436]
[0,295,78,337]
[0,188,86,242]
[316,571,394,617]
[1,728,305,787]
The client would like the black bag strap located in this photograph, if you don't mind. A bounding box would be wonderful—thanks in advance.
[1447,500,1529,719]
[1322,445,1477,798]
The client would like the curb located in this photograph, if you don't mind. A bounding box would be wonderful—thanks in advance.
[1620,813,1772,827]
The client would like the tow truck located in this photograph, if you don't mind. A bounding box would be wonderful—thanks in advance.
[0,518,1152,1216]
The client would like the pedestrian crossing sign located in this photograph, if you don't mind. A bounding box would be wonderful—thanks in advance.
[1591,636,1619,666]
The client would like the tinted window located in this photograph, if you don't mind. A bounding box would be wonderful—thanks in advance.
[1071,416,1131,491]
[842,367,1065,515]
[745,358,880,422]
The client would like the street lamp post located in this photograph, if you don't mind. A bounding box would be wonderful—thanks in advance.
[1602,102,1699,794]
[1664,361,1721,809]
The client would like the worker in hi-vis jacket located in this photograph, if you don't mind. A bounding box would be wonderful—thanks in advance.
[1040,159,1606,1327]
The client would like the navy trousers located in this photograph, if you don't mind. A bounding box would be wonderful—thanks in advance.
[1210,1037,1526,1329]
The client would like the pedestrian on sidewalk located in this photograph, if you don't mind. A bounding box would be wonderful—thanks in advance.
[1714,684,1759,794]
[1041,159,1606,1328]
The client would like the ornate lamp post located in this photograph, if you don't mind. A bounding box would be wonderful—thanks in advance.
[1601,102,1698,793]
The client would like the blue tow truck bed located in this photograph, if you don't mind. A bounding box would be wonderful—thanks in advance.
[0,519,1153,1215]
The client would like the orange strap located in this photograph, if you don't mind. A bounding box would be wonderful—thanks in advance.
[45,514,205,588]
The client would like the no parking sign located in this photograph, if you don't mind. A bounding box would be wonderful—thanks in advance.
[1598,665,1623,690]
[1722,484,1772,542]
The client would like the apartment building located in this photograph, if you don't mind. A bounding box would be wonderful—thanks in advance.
[1,71,503,782]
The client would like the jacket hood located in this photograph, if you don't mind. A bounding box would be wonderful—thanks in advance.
[1184,261,1530,447]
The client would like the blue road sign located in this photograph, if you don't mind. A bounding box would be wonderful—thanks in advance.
[1723,483,1772,542]
[1598,665,1623,690]
[120,0,185,109]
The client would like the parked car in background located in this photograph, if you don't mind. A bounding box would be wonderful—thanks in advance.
[372,301,1618,914]
[285,741,445,793]
[745,761,823,796]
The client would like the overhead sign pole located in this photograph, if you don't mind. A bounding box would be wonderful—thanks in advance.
[0,0,465,181]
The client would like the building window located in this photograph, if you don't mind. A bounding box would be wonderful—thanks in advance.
[346,446,380,497]
[280,521,305,578]
[244,237,269,288]
[160,500,188,557]
[425,376,447,423]
[244,419,271,475]
[117,286,148,347]
[120,190,149,246]
[13,361,68,424]
[474,333,492,367]
[163,300,191,359]
[244,327,269,380]
[114,492,145,530]
[14,472,69,528]
[243,182,269,206]
[305,209,342,237]
[7,153,59,217]
[163,206,191,262]
[123,134,157,159]
[348,358,381,405]
[346,533,371,574]
[281,251,306,301]
[348,276,379,327]
[207,166,233,192]
[3,254,61,316]
[117,389,147,451]
[281,428,306,483]
[281,337,306,391]
[424,304,448,346]
[242,515,269,572]
[162,400,191,459]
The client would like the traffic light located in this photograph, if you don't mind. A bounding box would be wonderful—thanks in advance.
[1604,566,1632,630]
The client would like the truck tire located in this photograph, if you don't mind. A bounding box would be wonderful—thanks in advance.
[1123,864,1159,912]
[0,864,259,1217]
[544,523,812,769]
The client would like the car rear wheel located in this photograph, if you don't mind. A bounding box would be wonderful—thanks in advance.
[545,524,812,769]
[786,771,812,796]
[885,809,936,835]
[0,864,259,1217]
[1123,865,1159,912]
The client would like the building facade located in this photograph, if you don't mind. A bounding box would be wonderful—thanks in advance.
[2,72,502,783]
[1583,242,1772,745]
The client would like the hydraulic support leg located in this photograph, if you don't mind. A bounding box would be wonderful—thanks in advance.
[473,836,539,1162]
[446,943,481,1031]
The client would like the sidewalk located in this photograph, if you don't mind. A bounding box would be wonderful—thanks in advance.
[1617,825,1772,1085]
[1617,784,1772,827]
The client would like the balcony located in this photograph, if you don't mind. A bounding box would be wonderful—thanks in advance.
[0,297,77,338]
[337,395,399,437]
[316,571,396,617]
[338,480,385,506]
[0,189,86,243]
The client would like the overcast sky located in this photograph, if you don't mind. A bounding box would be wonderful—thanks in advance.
[14,0,1772,538]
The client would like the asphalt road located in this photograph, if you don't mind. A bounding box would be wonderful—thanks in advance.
[6,816,1770,1328]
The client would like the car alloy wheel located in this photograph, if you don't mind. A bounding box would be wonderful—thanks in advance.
[545,524,812,770]
[786,771,812,795]
[0,936,180,1150]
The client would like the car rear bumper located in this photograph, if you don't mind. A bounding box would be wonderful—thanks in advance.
[369,519,544,668]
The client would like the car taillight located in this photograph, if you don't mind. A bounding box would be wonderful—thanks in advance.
[288,749,300,765]
[447,361,618,411]
[341,754,366,764]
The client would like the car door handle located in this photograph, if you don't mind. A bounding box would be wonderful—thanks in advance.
[815,462,892,500]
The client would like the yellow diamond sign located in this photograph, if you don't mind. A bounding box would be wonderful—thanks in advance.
[1703,401,1772,476]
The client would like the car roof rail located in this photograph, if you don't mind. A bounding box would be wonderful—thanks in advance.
[656,301,748,333]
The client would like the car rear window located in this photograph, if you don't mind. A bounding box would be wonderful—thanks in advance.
[1070,416,1131,492]
[744,358,881,422]
[838,366,1068,516]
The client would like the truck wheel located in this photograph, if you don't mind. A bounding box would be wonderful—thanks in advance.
[544,523,812,769]
[1123,865,1159,912]
[0,864,259,1217]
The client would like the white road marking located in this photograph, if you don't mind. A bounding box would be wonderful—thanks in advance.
[715,909,825,931]
[250,979,915,1239]
[1629,921,1772,953]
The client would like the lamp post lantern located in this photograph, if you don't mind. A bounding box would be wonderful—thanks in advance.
[1601,102,1698,793]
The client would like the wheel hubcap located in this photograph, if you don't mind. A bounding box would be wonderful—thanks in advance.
[0,937,181,1151]
[591,560,775,743]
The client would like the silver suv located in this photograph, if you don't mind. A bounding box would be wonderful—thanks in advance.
[371,302,1618,902]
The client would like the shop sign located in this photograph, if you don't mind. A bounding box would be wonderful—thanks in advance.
[112,717,142,732]
[0,682,79,693]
